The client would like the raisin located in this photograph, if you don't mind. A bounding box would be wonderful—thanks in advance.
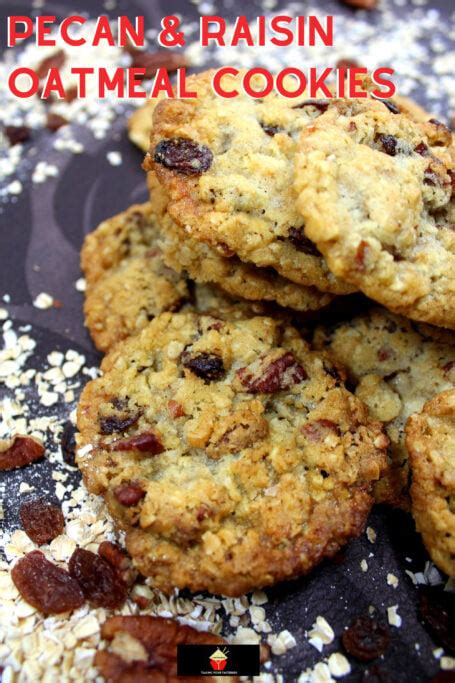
[377,346,394,361]
[114,483,146,506]
[110,431,164,454]
[154,138,213,175]
[4,125,31,146]
[376,134,398,156]
[424,168,441,187]
[12,550,84,614]
[0,436,44,471]
[20,498,64,545]
[98,540,137,586]
[99,412,140,435]
[68,548,127,609]
[428,118,452,146]
[288,227,321,255]
[419,587,455,653]
[182,351,225,381]
[302,419,340,442]
[238,352,307,393]
[361,665,395,683]
[63,86,78,103]
[261,123,282,136]
[341,0,378,8]
[294,99,330,112]
[60,421,77,466]
[341,615,390,661]
[36,50,66,79]
[336,58,361,69]
[46,113,68,131]
[95,615,229,682]
[371,97,400,114]
[130,50,187,79]
[415,142,430,156]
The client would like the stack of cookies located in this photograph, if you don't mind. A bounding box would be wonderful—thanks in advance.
[77,70,455,596]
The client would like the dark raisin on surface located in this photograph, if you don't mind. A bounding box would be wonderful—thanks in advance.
[294,99,330,112]
[182,351,225,381]
[419,587,455,653]
[341,615,391,661]
[61,421,77,466]
[99,412,140,435]
[12,550,84,614]
[36,49,66,78]
[238,352,307,393]
[376,134,398,156]
[288,227,321,255]
[46,113,68,131]
[130,50,187,79]
[261,123,282,136]
[336,57,361,69]
[431,673,455,683]
[110,431,164,454]
[0,436,45,471]
[20,498,64,545]
[154,138,213,175]
[114,483,146,506]
[414,142,430,156]
[361,665,395,683]
[69,548,128,609]
[373,97,400,114]
[4,125,31,146]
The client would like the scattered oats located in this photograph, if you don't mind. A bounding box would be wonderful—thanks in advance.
[366,527,377,543]
[0,308,8,320]
[434,648,444,659]
[72,615,100,640]
[40,390,59,407]
[360,559,368,572]
[75,278,86,292]
[47,351,64,366]
[230,627,261,645]
[387,573,399,588]
[7,180,22,195]
[19,482,35,494]
[441,656,455,670]
[308,616,335,652]
[55,481,67,501]
[327,652,351,678]
[106,151,122,166]
[251,590,268,605]
[267,630,297,655]
[387,605,402,628]
[62,360,81,378]
[33,292,54,309]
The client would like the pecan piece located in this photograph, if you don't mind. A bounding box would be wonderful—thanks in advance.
[110,431,164,454]
[301,419,340,442]
[98,541,137,586]
[341,0,378,9]
[0,436,44,471]
[237,352,307,393]
[114,483,146,506]
[4,125,31,146]
[94,615,231,682]
[12,550,84,614]
[167,400,185,418]
[36,50,66,79]
[46,113,68,131]
[20,498,64,545]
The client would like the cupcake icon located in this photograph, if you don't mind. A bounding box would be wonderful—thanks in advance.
[209,647,229,671]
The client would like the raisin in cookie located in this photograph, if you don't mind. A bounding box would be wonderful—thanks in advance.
[294,100,455,328]
[144,69,354,295]
[313,307,455,507]
[81,202,190,352]
[406,390,455,578]
[77,311,387,596]
[145,172,335,313]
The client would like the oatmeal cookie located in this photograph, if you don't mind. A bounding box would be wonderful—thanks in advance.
[406,390,455,578]
[144,69,354,295]
[313,308,455,507]
[144,173,335,313]
[81,202,190,352]
[294,100,455,328]
[77,311,387,596]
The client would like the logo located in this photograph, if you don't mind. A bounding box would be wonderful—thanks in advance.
[209,647,229,671]
[177,644,260,676]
